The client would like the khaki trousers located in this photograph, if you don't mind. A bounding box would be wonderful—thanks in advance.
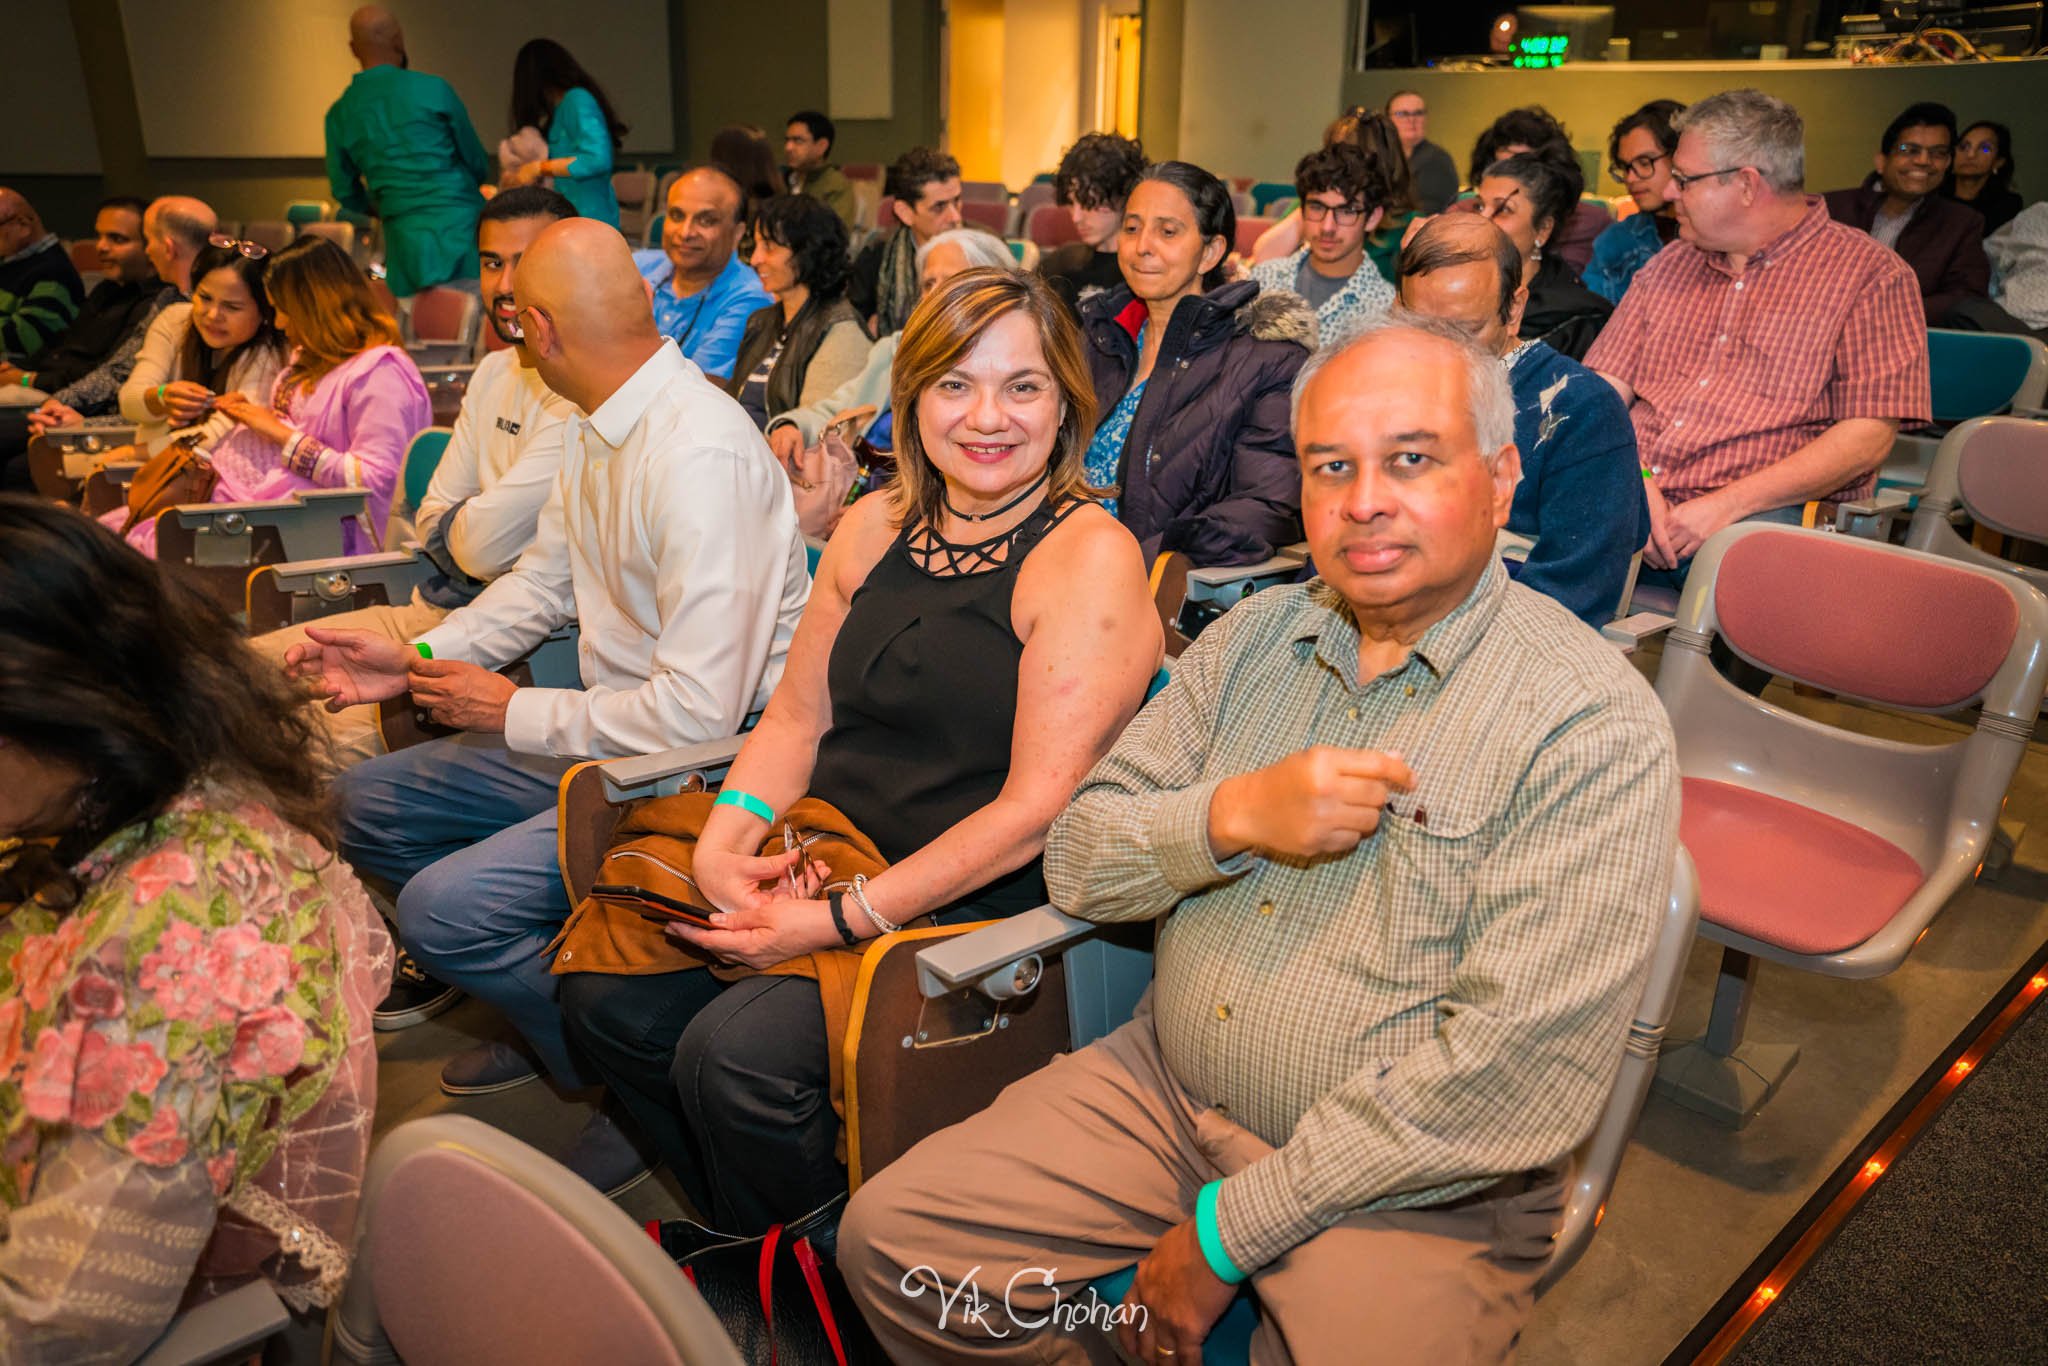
[839,998,1564,1365]
[250,597,448,770]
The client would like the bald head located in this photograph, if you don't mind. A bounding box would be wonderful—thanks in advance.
[349,6,406,67]
[514,218,663,410]
[1395,213,1527,356]
[145,195,218,293]
[0,188,43,258]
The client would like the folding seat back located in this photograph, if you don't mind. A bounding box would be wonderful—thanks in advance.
[1904,416,2048,595]
[1250,180,1295,214]
[242,220,293,254]
[297,220,357,258]
[960,199,1010,235]
[1927,328,2048,425]
[960,179,1010,204]
[406,287,479,354]
[1234,216,1276,257]
[613,169,659,241]
[1026,203,1080,248]
[284,198,336,228]
[1013,180,1056,227]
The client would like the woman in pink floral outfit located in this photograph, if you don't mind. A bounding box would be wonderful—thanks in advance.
[0,496,391,1363]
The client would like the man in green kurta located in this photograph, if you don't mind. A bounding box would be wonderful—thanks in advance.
[324,6,491,298]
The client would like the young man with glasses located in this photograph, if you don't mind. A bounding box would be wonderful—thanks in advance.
[1823,101,1998,327]
[1248,143,1396,346]
[1585,100,1685,304]
[1585,89,1929,587]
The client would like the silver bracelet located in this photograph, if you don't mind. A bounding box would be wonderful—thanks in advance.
[850,873,899,936]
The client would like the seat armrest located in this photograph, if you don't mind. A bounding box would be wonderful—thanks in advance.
[596,734,749,802]
[1601,610,1676,652]
[914,905,1096,999]
[45,419,140,451]
[1182,547,1309,605]
[133,1280,290,1366]
[1834,486,1916,537]
[2011,405,2046,421]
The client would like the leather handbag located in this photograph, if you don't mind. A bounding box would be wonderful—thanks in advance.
[120,438,216,534]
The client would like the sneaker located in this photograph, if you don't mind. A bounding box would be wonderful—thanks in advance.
[439,1040,542,1097]
[374,950,462,1031]
[558,1109,659,1199]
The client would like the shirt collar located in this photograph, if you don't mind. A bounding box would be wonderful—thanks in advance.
[1287,246,1375,294]
[4,233,60,268]
[1293,557,1508,686]
[584,341,684,448]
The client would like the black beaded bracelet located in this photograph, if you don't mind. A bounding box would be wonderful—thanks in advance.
[826,890,859,946]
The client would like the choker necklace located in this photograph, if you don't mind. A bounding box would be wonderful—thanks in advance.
[943,469,1050,524]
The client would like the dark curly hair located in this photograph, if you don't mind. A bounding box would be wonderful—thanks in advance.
[752,194,851,300]
[1607,99,1684,171]
[1469,106,1575,189]
[1480,153,1578,242]
[0,497,334,906]
[885,146,962,207]
[1055,133,1146,210]
[1295,142,1394,215]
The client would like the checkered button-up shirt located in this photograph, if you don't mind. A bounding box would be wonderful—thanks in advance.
[1043,564,1681,1272]
[1584,197,1930,506]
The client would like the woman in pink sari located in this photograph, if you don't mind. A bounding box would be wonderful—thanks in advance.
[0,497,390,1361]
[105,234,428,558]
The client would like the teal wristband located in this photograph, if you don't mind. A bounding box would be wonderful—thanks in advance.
[413,641,432,660]
[713,788,774,823]
[1195,1181,1248,1285]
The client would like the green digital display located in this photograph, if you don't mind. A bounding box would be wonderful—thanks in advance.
[1513,34,1570,67]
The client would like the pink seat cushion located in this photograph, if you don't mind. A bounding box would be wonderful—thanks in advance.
[1681,778,1925,955]
[1958,420,2048,545]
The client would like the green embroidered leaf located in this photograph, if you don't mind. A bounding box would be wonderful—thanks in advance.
[166,1020,198,1061]
[121,1091,153,1126]
[262,916,288,944]
[131,902,170,953]
[208,891,233,928]
[102,1115,128,1147]
[201,1023,233,1056]
[130,1000,165,1031]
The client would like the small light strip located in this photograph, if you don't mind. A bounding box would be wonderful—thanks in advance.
[1690,968,2048,1364]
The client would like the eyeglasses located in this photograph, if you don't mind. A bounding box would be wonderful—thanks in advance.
[1889,141,1953,163]
[1389,108,1427,120]
[1608,152,1671,183]
[1668,165,1748,193]
[1957,139,1999,156]
[208,232,268,260]
[1302,200,1368,226]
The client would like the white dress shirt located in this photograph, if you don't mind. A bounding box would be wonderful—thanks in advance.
[417,341,812,760]
[416,346,575,580]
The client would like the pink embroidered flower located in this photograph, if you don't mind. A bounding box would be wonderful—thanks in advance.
[65,969,126,1021]
[139,920,223,1025]
[20,1022,83,1123]
[205,923,293,1012]
[207,1150,238,1194]
[0,998,26,1080]
[129,1108,189,1167]
[226,1006,307,1081]
[9,919,85,1013]
[71,1031,166,1128]
[129,848,199,905]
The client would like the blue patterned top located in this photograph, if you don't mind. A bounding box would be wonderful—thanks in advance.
[1086,327,1147,517]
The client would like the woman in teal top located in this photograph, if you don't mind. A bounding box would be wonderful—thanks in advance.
[503,39,627,229]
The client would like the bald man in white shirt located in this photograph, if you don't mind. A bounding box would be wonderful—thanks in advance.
[294,219,811,1113]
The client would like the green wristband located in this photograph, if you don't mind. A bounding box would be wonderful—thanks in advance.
[413,641,432,660]
[1640,466,1654,481]
[713,788,774,823]
[1195,1181,1248,1285]
[22,373,36,388]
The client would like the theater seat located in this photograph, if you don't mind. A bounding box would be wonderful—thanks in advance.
[1882,329,2048,489]
[1896,416,2048,596]
[1026,203,1080,249]
[1652,525,2048,1126]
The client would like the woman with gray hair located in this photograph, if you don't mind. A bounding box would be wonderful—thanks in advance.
[765,227,1017,468]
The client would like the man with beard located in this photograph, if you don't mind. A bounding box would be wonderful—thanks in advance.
[250,185,579,773]
[633,165,770,382]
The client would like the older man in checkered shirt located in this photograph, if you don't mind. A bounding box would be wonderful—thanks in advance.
[1585,88,1931,586]
[839,315,1681,1364]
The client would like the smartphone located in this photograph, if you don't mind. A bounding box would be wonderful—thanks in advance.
[589,882,719,930]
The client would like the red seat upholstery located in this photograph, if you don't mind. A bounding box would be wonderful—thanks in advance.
[1680,778,1925,955]
[1027,204,1079,248]
[1235,217,1276,257]
[962,199,1010,234]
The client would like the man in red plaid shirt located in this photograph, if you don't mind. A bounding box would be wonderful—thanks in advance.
[1586,89,1930,585]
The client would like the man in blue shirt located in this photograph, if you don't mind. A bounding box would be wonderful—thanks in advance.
[324,6,491,298]
[1397,215,1646,627]
[631,166,770,382]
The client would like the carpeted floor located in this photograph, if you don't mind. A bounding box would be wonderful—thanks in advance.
[1729,990,2048,1365]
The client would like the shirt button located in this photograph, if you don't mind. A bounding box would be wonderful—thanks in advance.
[560,949,573,961]
[1698,377,1709,386]
[1716,334,1728,343]
[1345,705,1359,720]
[1215,1103,1230,1118]
[1215,1004,1232,1021]
[1405,685,1416,697]
[1673,419,1685,428]
[1734,280,1745,290]
[1257,900,1274,916]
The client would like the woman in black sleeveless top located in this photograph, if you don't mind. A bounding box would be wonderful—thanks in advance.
[560,269,1163,1233]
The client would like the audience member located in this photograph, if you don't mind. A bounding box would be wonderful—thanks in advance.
[730,194,870,431]
[1587,89,1930,583]
[1082,161,1312,566]
[252,186,578,781]
[1388,90,1459,212]
[1249,143,1395,347]
[1248,111,1417,282]
[1947,121,2022,235]
[1824,102,1994,327]
[1467,153,1610,360]
[710,125,786,210]
[295,221,809,1184]
[850,147,964,336]
[102,234,427,559]
[558,266,1163,1224]
[0,495,390,1356]
[840,315,1681,1363]
[1467,106,1606,273]
[767,226,1015,472]
[1042,132,1148,311]
[633,166,772,381]
[324,5,491,297]
[784,110,858,231]
[501,39,627,229]
[1586,99,1684,304]
[0,197,157,490]
[1398,215,1645,625]
[119,238,288,454]
[13,196,214,455]
[1986,204,2048,333]
[0,188,83,360]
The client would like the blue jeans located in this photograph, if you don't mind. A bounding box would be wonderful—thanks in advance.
[335,732,592,1085]
[1636,502,1806,594]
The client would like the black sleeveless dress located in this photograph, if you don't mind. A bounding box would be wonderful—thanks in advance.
[807,499,1083,919]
